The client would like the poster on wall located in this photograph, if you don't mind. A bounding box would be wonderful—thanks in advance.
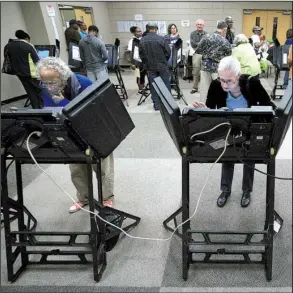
[135,14,143,21]
[181,20,190,27]
[158,21,167,34]
[46,4,55,17]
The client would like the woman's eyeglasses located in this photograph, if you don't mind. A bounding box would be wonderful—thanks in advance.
[217,77,238,86]
[39,81,62,88]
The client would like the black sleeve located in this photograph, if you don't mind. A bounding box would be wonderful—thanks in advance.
[163,39,171,61]
[139,42,147,65]
[249,78,276,109]
[30,47,40,63]
[206,80,219,109]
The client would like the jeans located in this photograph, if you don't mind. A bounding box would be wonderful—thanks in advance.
[221,162,255,193]
[148,70,171,106]
[87,67,109,83]
[283,71,289,88]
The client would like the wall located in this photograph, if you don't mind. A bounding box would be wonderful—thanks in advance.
[19,2,50,45]
[107,1,292,65]
[1,2,28,101]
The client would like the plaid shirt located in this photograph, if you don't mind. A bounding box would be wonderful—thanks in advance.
[196,31,232,73]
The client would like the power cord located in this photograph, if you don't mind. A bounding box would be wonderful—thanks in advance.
[232,136,292,181]
[26,127,231,242]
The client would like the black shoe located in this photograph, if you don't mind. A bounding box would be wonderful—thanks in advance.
[190,89,198,94]
[183,76,188,80]
[217,192,230,207]
[241,192,251,208]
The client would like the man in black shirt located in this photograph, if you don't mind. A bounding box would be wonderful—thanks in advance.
[5,30,43,108]
[225,16,235,45]
[139,22,171,110]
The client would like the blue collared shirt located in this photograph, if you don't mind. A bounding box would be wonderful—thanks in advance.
[226,91,248,109]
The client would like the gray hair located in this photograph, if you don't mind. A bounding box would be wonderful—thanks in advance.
[234,33,249,46]
[36,57,71,84]
[195,19,205,25]
[218,56,241,75]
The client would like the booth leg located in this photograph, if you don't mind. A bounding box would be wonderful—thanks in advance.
[264,160,275,281]
[182,156,190,280]
[15,161,29,267]
[87,158,106,282]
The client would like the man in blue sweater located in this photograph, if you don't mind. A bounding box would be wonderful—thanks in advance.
[78,25,109,82]
[36,57,115,212]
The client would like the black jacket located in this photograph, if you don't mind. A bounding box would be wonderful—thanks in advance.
[5,39,39,77]
[139,32,171,72]
[206,74,275,109]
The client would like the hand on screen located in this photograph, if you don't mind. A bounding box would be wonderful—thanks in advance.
[192,100,207,108]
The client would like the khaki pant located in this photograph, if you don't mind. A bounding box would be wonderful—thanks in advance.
[192,54,202,89]
[69,153,114,202]
[200,70,218,103]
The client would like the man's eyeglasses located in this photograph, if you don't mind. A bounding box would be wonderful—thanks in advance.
[217,77,238,86]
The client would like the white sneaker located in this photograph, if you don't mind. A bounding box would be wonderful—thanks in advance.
[69,202,88,213]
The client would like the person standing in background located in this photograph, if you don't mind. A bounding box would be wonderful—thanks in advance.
[127,26,145,92]
[64,19,81,49]
[283,29,292,89]
[189,19,207,94]
[79,25,109,82]
[164,23,180,44]
[232,34,261,78]
[139,22,171,111]
[287,44,292,89]
[195,21,232,102]
[78,21,88,38]
[4,30,43,108]
[225,16,235,45]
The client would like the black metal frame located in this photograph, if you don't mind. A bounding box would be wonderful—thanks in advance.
[2,148,140,283]
[113,65,129,106]
[170,67,188,105]
[270,68,287,100]
[163,155,276,281]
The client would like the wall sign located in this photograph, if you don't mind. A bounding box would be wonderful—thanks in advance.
[46,4,55,17]
[181,20,190,27]
[135,14,143,21]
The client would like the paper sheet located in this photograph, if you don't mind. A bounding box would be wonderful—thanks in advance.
[133,46,141,62]
[158,21,167,34]
[135,68,140,78]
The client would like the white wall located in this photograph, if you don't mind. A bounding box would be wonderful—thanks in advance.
[1,2,27,101]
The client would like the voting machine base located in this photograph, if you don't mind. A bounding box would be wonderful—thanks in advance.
[151,76,290,282]
[2,153,140,283]
[137,82,151,106]
[163,156,276,281]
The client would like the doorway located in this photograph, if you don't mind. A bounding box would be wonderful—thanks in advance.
[243,10,292,44]
[59,5,94,30]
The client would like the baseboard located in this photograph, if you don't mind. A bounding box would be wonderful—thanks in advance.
[1,94,28,106]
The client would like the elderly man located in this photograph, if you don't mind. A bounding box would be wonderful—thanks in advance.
[36,57,115,212]
[139,22,171,111]
[195,21,232,102]
[189,19,207,94]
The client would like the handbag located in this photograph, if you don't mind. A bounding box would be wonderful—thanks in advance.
[2,45,15,75]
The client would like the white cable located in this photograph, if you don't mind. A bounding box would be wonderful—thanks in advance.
[190,122,231,141]
[26,126,231,242]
